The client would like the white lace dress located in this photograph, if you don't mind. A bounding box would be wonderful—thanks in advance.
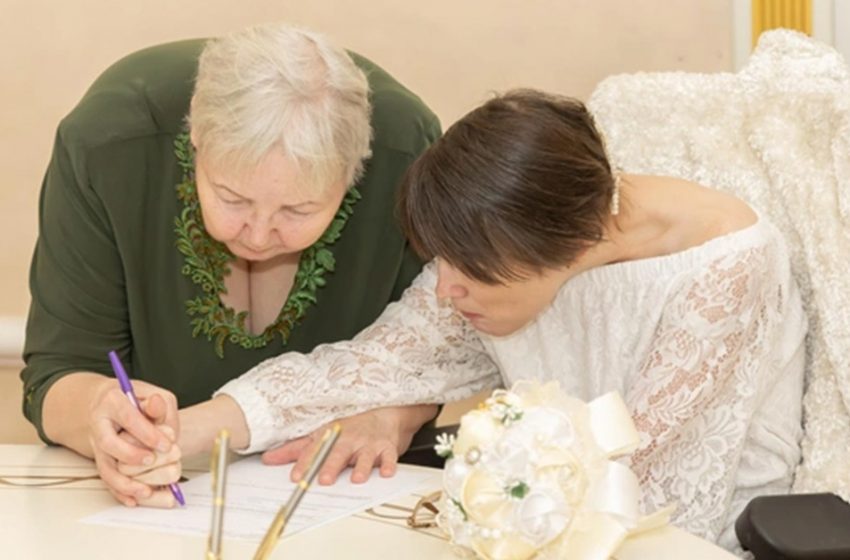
[217,215,806,550]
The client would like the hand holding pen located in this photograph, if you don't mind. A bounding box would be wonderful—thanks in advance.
[85,350,184,507]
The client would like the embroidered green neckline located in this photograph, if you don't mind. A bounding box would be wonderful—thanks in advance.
[173,133,361,358]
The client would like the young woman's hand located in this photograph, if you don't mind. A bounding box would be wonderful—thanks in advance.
[261,404,438,485]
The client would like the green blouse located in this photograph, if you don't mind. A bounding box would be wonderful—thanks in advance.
[21,39,440,443]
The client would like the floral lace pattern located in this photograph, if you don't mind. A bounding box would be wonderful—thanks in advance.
[625,243,795,542]
[216,263,502,451]
[173,133,362,357]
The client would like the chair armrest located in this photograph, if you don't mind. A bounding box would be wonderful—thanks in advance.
[736,493,850,559]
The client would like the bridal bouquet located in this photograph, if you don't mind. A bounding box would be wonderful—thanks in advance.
[435,381,668,560]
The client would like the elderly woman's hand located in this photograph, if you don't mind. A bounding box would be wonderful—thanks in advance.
[262,404,439,485]
[87,380,179,507]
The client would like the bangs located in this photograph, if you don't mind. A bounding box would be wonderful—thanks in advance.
[397,150,534,285]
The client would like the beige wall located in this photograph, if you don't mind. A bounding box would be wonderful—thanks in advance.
[0,1,731,440]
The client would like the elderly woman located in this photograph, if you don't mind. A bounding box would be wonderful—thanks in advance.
[21,24,441,507]
[193,90,806,549]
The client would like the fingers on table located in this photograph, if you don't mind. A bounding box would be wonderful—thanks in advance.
[261,436,313,469]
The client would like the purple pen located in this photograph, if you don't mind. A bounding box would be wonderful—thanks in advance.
[108,350,186,507]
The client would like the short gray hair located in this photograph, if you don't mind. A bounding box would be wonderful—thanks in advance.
[188,23,372,189]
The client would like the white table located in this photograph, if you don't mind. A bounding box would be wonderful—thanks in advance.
[0,445,736,559]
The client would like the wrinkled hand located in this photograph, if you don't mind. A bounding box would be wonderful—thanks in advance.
[88,380,179,507]
[262,404,438,486]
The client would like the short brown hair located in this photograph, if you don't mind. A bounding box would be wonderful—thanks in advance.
[397,89,616,284]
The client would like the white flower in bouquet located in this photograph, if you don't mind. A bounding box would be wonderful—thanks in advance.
[435,380,669,560]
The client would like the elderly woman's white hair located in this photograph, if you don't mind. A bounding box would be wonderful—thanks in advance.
[188,23,372,190]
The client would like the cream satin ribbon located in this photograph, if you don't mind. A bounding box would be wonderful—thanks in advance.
[550,392,672,560]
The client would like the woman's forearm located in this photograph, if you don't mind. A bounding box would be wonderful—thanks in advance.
[400,403,440,433]
[42,372,113,458]
[177,398,436,459]
[45,376,251,459]
[177,395,251,456]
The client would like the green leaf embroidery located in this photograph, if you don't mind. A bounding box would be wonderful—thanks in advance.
[315,248,335,272]
[172,132,361,357]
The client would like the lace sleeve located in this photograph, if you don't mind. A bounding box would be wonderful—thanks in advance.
[216,262,502,453]
[625,242,788,543]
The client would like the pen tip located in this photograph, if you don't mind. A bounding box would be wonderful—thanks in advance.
[172,485,186,507]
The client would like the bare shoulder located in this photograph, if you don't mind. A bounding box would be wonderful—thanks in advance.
[655,175,758,234]
[699,182,758,235]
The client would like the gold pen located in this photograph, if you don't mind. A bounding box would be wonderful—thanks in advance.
[253,423,342,560]
[206,429,230,560]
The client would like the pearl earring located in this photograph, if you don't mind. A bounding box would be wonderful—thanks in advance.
[611,173,621,216]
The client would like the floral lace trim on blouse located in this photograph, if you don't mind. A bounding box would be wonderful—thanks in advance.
[172,133,362,357]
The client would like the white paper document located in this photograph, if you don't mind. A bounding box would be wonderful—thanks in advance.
[81,456,438,540]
